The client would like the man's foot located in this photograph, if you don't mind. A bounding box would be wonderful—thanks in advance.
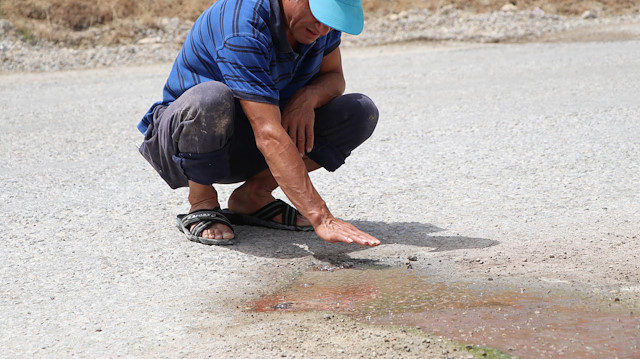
[223,199,313,231]
[176,209,235,245]
[188,205,235,240]
[227,185,311,228]
[187,181,234,240]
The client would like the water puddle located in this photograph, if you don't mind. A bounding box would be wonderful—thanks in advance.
[250,267,640,358]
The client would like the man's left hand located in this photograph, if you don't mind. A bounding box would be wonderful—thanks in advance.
[281,98,315,155]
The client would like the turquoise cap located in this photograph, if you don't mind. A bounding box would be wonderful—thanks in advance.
[309,0,364,35]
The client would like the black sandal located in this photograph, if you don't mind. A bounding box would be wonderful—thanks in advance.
[176,208,235,245]
[222,199,313,232]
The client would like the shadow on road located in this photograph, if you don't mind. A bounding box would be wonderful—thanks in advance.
[226,220,498,259]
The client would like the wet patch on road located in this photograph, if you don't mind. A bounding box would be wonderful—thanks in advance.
[250,266,640,358]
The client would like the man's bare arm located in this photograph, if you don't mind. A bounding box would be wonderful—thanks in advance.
[240,99,380,247]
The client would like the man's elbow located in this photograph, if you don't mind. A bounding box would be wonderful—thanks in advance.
[334,75,346,96]
[254,124,288,153]
[320,71,345,97]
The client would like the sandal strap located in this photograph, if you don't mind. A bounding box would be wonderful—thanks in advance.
[282,202,298,227]
[191,220,213,237]
[180,209,233,236]
[251,199,300,227]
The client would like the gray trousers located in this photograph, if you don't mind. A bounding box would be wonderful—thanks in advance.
[139,81,378,189]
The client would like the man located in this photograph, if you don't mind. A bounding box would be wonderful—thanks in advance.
[137,0,380,247]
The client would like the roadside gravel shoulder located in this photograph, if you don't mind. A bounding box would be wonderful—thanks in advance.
[2,9,640,73]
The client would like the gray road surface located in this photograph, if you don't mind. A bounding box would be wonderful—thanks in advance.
[1,40,639,357]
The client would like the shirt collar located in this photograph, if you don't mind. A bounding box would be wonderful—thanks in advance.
[269,0,294,53]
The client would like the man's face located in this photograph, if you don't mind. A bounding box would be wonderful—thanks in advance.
[282,0,332,45]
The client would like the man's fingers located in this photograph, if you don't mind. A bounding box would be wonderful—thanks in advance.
[315,218,381,247]
[351,235,380,247]
[336,224,380,247]
[285,123,302,153]
[345,226,380,246]
[285,123,296,141]
[305,123,314,153]
[296,126,306,154]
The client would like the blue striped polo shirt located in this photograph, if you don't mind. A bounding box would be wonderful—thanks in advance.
[137,0,342,134]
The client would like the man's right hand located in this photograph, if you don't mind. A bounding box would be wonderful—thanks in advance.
[314,216,380,247]
[240,99,378,247]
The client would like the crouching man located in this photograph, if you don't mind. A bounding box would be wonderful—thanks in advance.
[137,0,380,246]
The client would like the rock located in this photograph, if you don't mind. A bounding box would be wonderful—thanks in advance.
[501,4,518,12]
[272,302,293,310]
[532,7,545,16]
[138,37,162,45]
[0,19,15,35]
[438,5,456,16]
[160,17,182,31]
[340,261,354,269]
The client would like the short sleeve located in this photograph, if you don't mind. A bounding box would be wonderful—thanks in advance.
[324,30,342,56]
[216,35,279,105]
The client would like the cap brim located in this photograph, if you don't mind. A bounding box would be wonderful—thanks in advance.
[309,0,364,35]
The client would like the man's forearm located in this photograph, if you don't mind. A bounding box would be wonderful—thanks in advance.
[242,98,379,246]
[288,71,345,110]
[240,100,332,227]
[287,47,345,110]
[240,49,346,228]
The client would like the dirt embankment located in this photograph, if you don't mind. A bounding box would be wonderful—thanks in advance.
[1,0,639,47]
[2,0,640,73]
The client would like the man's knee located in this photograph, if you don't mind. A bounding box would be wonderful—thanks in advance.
[308,93,378,171]
[182,81,234,118]
[315,93,379,147]
[175,81,235,153]
[348,93,378,142]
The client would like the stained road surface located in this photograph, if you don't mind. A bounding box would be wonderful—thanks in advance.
[1,40,639,357]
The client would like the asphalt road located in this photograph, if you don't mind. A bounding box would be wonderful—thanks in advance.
[1,39,639,357]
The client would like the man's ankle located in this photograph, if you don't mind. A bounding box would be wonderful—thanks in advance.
[188,181,220,209]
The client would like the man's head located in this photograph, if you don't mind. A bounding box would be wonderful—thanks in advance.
[282,0,364,46]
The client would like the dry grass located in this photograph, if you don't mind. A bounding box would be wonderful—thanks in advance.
[0,0,215,45]
[0,0,213,30]
[1,0,639,45]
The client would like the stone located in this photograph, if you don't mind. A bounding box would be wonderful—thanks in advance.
[532,7,545,16]
[438,5,456,16]
[137,37,162,45]
[0,19,15,34]
[501,4,518,12]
